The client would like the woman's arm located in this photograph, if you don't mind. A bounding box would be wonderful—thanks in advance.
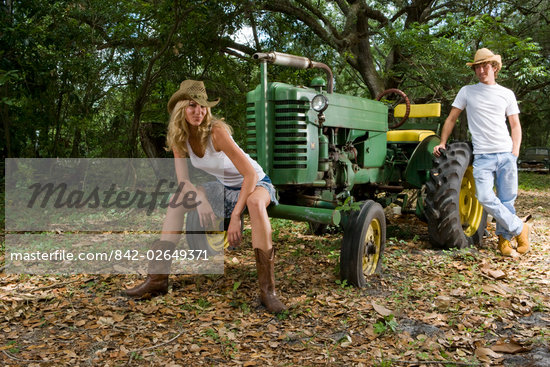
[211,124,258,216]
[173,149,216,227]
[211,124,258,246]
[172,149,189,184]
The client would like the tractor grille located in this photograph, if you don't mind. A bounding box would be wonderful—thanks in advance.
[273,100,309,169]
[246,99,311,170]
[246,102,257,159]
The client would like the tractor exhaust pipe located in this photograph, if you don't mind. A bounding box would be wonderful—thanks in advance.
[253,52,334,93]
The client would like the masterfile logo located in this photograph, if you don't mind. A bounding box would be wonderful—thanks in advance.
[4,158,225,275]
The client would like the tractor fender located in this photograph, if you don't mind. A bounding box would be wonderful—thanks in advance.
[404,134,441,188]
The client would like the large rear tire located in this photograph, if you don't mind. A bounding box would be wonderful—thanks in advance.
[425,142,487,249]
[185,211,228,256]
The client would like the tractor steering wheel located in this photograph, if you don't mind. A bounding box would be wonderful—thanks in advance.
[376,88,411,129]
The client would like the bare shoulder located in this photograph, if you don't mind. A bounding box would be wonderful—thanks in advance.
[212,121,230,134]
[211,121,235,151]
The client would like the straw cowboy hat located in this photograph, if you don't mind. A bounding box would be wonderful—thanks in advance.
[167,80,220,113]
[466,48,502,70]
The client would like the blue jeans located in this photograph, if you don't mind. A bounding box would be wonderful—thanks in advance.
[473,153,524,240]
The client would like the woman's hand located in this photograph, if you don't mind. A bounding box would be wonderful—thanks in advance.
[227,215,242,249]
[196,199,217,229]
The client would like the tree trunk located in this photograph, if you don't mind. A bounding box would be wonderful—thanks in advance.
[70,126,81,158]
[1,86,11,158]
[128,94,145,158]
[139,122,168,158]
[52,90,64,157]
[2,0,13,158]
[126,11,183,157]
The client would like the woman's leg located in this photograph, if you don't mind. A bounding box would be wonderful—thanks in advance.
[125,196,188,298]
[246,187,273,251]
[160,200,188,243]
[247,187,287,313]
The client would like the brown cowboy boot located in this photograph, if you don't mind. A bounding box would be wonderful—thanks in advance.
[254,248,287,314]
[125,240,176,299]
[515,223,530,254]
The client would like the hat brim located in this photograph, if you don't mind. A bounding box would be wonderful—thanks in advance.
[466,54,502,68]
[167,91,220,113]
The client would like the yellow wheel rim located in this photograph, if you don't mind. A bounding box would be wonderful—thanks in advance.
[460,166,484,237]
[205,218,229,252]
[362,218,382,276]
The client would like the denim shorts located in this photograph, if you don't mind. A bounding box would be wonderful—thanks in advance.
[201,175,279,218]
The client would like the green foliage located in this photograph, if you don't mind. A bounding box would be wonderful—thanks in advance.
[336,197,362,212]
[374,314,398,335]
[334,279,351,289]
[519,172,550,191]
[2,0,549,158]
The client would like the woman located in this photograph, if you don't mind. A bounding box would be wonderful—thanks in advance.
[125,80,287,314]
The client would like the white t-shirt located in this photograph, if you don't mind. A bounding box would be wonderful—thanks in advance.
[452,83,520,154]
[186,136,265,187]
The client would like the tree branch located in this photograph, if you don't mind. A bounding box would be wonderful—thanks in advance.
[294,0,342,37]
[219,38,256,55]
[333,0,350,16]
[249,13,261,51]
[263,0,343,49]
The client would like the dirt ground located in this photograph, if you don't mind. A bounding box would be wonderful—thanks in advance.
[1,185,549,366]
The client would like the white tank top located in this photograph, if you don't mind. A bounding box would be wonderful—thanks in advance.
[186,136,265,187]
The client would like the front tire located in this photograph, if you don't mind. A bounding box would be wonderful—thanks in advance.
[425,142,487,249]
[340,200,386,288]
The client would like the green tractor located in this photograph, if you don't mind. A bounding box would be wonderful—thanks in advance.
[216,52,486,287]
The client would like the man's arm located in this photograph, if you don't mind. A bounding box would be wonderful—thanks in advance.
[508,113,521,157]
[433,107,463,157]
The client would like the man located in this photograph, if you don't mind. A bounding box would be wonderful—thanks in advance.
[433,48,530,257]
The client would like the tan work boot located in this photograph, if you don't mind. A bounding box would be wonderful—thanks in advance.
[498,236,518,258]
[515,223,530,254]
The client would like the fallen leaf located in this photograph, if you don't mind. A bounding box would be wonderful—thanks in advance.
[491,340,530,354]
[481,284,508,296]
[97,317,114,327]
[481,265,506,280]
[189,344,200,353]
[434,295,452,309]
[372,302,393,316]
[112,313,126,322]
[475,347,502,362]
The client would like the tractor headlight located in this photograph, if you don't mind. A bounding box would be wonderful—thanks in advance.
[311,94,328,113]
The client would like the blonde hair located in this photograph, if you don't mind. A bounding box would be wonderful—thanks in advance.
[471,61,501,78]
[491,60,500,78]
[166,99,232,157]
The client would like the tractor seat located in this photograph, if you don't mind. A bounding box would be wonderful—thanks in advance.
[387,130,435,142]
[387,103,440,142]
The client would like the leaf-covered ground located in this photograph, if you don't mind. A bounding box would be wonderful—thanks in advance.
[1,182,549,366]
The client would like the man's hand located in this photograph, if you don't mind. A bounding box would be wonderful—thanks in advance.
[433,143,447,157]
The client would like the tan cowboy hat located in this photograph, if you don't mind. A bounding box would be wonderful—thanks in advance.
[167,80,220,113]
[466,48,502,70]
